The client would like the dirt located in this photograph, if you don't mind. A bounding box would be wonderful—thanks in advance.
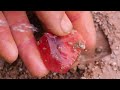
[0,11,120,79]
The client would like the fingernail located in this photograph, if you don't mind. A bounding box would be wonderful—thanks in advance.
[61,14,73,33]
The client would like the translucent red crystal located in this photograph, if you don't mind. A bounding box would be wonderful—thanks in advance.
[38,30,85,73]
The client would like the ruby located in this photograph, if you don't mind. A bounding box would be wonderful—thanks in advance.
[38,30,85,73]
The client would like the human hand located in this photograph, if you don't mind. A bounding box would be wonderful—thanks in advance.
[0,11,96,77]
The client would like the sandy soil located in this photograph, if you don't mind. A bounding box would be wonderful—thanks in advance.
[0,11,119,79]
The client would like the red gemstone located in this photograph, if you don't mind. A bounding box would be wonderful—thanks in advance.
[38,30,85,73]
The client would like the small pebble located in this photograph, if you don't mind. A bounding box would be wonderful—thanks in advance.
[96,19,100,23]
[84,49,88,52]
[19,68,23,72]
[78,65,86,70]
[70,66,77,73]
[111,62,117,66]
[116,46,119,50]
[113,67,117,71]
[81,77,86,79]
[95,46,103,53]
[95,61,99,65]
[79,44,86,49]
[53,72,57,76]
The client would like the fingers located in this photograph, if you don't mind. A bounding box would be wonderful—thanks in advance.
[66,11,96,54]
[35,11,73,36]
[0,11,18,63]
[4,11,49,77]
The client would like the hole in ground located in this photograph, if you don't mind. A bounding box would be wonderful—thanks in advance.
[78,24,111,66]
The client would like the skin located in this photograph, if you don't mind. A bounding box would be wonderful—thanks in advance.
[0,11,96,77]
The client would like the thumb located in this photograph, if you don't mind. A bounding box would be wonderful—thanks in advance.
[35,11,73,36]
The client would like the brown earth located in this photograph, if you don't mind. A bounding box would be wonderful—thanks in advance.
[0,11,120,79]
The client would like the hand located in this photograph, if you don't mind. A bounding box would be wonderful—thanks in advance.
[0,11,96,77]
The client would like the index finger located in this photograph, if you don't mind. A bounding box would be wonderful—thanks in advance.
[4,11,49,77]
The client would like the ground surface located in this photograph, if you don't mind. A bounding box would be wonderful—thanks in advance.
[0,11,120,79]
